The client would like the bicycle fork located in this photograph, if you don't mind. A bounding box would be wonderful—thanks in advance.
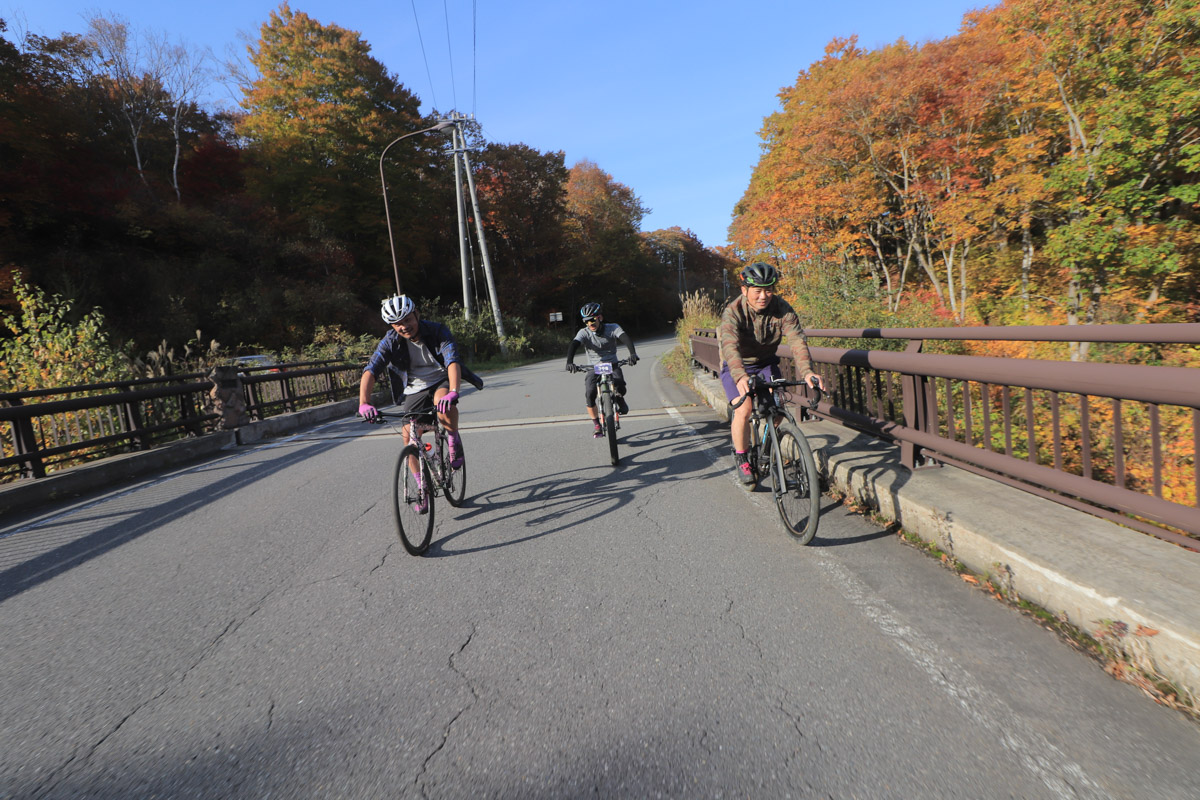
[759,417,789,497]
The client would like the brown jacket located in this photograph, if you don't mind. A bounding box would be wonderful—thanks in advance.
[718,294,815,384]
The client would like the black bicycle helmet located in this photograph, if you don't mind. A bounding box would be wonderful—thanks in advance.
[580,302,602,319]
[740,262,779,287]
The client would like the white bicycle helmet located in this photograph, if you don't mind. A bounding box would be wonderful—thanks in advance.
[381,294,416,324]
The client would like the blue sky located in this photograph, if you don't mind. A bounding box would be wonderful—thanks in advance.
[4,1,988,249]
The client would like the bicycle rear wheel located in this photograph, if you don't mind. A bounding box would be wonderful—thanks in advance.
[771,421,820,544]
[393,445,434,555]
[601,390,619,465]
[442,435,467,507]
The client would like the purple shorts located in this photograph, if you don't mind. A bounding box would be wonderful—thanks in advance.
[720,361,781,403]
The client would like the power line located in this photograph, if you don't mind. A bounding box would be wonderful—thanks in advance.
[410,0,438,110]
[472,0,477,118]
[443,0,458,112]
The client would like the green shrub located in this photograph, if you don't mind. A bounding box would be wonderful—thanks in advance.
[0,273,130,392]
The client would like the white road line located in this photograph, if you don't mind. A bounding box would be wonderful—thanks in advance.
[659,398,1109,800]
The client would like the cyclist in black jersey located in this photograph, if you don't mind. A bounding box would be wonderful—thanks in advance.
[564,302,639,438]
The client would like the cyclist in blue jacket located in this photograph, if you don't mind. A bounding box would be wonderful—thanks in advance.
[358,295,483,469]
[565,302,639,438]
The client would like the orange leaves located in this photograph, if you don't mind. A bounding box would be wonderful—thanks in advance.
[238,3,421,169]
[731,0,1199,334]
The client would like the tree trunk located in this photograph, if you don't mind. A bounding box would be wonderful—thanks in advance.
[958,238,970,322]
[1021,213,1034,315]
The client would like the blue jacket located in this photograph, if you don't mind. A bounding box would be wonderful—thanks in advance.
[364,319,483,404]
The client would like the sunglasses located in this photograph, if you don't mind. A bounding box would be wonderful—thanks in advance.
[584,317,600,324]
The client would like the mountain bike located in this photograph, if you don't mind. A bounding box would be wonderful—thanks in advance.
[571,358,632,466]
[363,408,466,556]
[730,375,822,544]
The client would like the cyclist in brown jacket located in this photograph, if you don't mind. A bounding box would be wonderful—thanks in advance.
[719,262,825,484]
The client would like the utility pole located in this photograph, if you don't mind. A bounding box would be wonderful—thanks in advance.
[451,124,474,319]
[444,113,508,355]
[677,252,687,297]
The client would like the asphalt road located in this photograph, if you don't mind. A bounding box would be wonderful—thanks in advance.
[2,334,1198,799]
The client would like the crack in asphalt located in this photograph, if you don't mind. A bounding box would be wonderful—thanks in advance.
[629,484,669,601]
[352,500,378,526]
[369,537,399,576]
[32,587,279,798]
[416,623,479,798]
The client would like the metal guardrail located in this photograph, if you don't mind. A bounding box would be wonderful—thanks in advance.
[235,361,363,421]
[691,324,1200,547]
[0,360,364,482]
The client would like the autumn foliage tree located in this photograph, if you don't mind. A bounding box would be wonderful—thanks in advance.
[2,3,708,364]
[471,142,570,316]
[236,4,437,292]
[560,160,668,324]
[731,0,1200,345]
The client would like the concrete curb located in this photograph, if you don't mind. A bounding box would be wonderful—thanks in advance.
[0,431,237,515]
[690,368,1200,705]
[0,392,387,517]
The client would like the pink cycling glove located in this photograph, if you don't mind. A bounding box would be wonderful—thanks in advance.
[436,391,459,414]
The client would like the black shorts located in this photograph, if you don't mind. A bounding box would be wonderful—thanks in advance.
[583,365,626,408]
[397,380,448,422]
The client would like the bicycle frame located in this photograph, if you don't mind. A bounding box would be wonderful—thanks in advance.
[750,390,794,496]
[371,411,452,495]
[734,376,817,493]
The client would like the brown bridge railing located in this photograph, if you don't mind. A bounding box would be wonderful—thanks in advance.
[0,360,365,482]
[690,324,1200,547]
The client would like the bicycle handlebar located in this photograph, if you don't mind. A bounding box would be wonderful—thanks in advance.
[568,358,633,373]
[729,376,825,411]
[359,407,454,425]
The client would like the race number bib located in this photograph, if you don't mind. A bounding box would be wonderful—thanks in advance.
[593,363,613,375]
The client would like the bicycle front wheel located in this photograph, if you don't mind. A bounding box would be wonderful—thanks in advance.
[393,445,435,555]
[601,390,619,466]
[746,418,767,490]
[772,421,820,544]
[442,435,467,507]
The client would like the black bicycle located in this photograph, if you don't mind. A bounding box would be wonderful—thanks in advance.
[730,375,822,544]
[571,358,631,466]
[363,409,466,556]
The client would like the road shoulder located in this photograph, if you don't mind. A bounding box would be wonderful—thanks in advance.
[687,366,1200,711]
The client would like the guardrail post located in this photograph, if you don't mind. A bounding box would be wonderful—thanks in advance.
[899,340,926,469]
[178,392,204,436]
[209,366,248,430]
[121,385,150,451]
[248,380,264,420]
[282,375,296,413]
[8,399,47,478]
